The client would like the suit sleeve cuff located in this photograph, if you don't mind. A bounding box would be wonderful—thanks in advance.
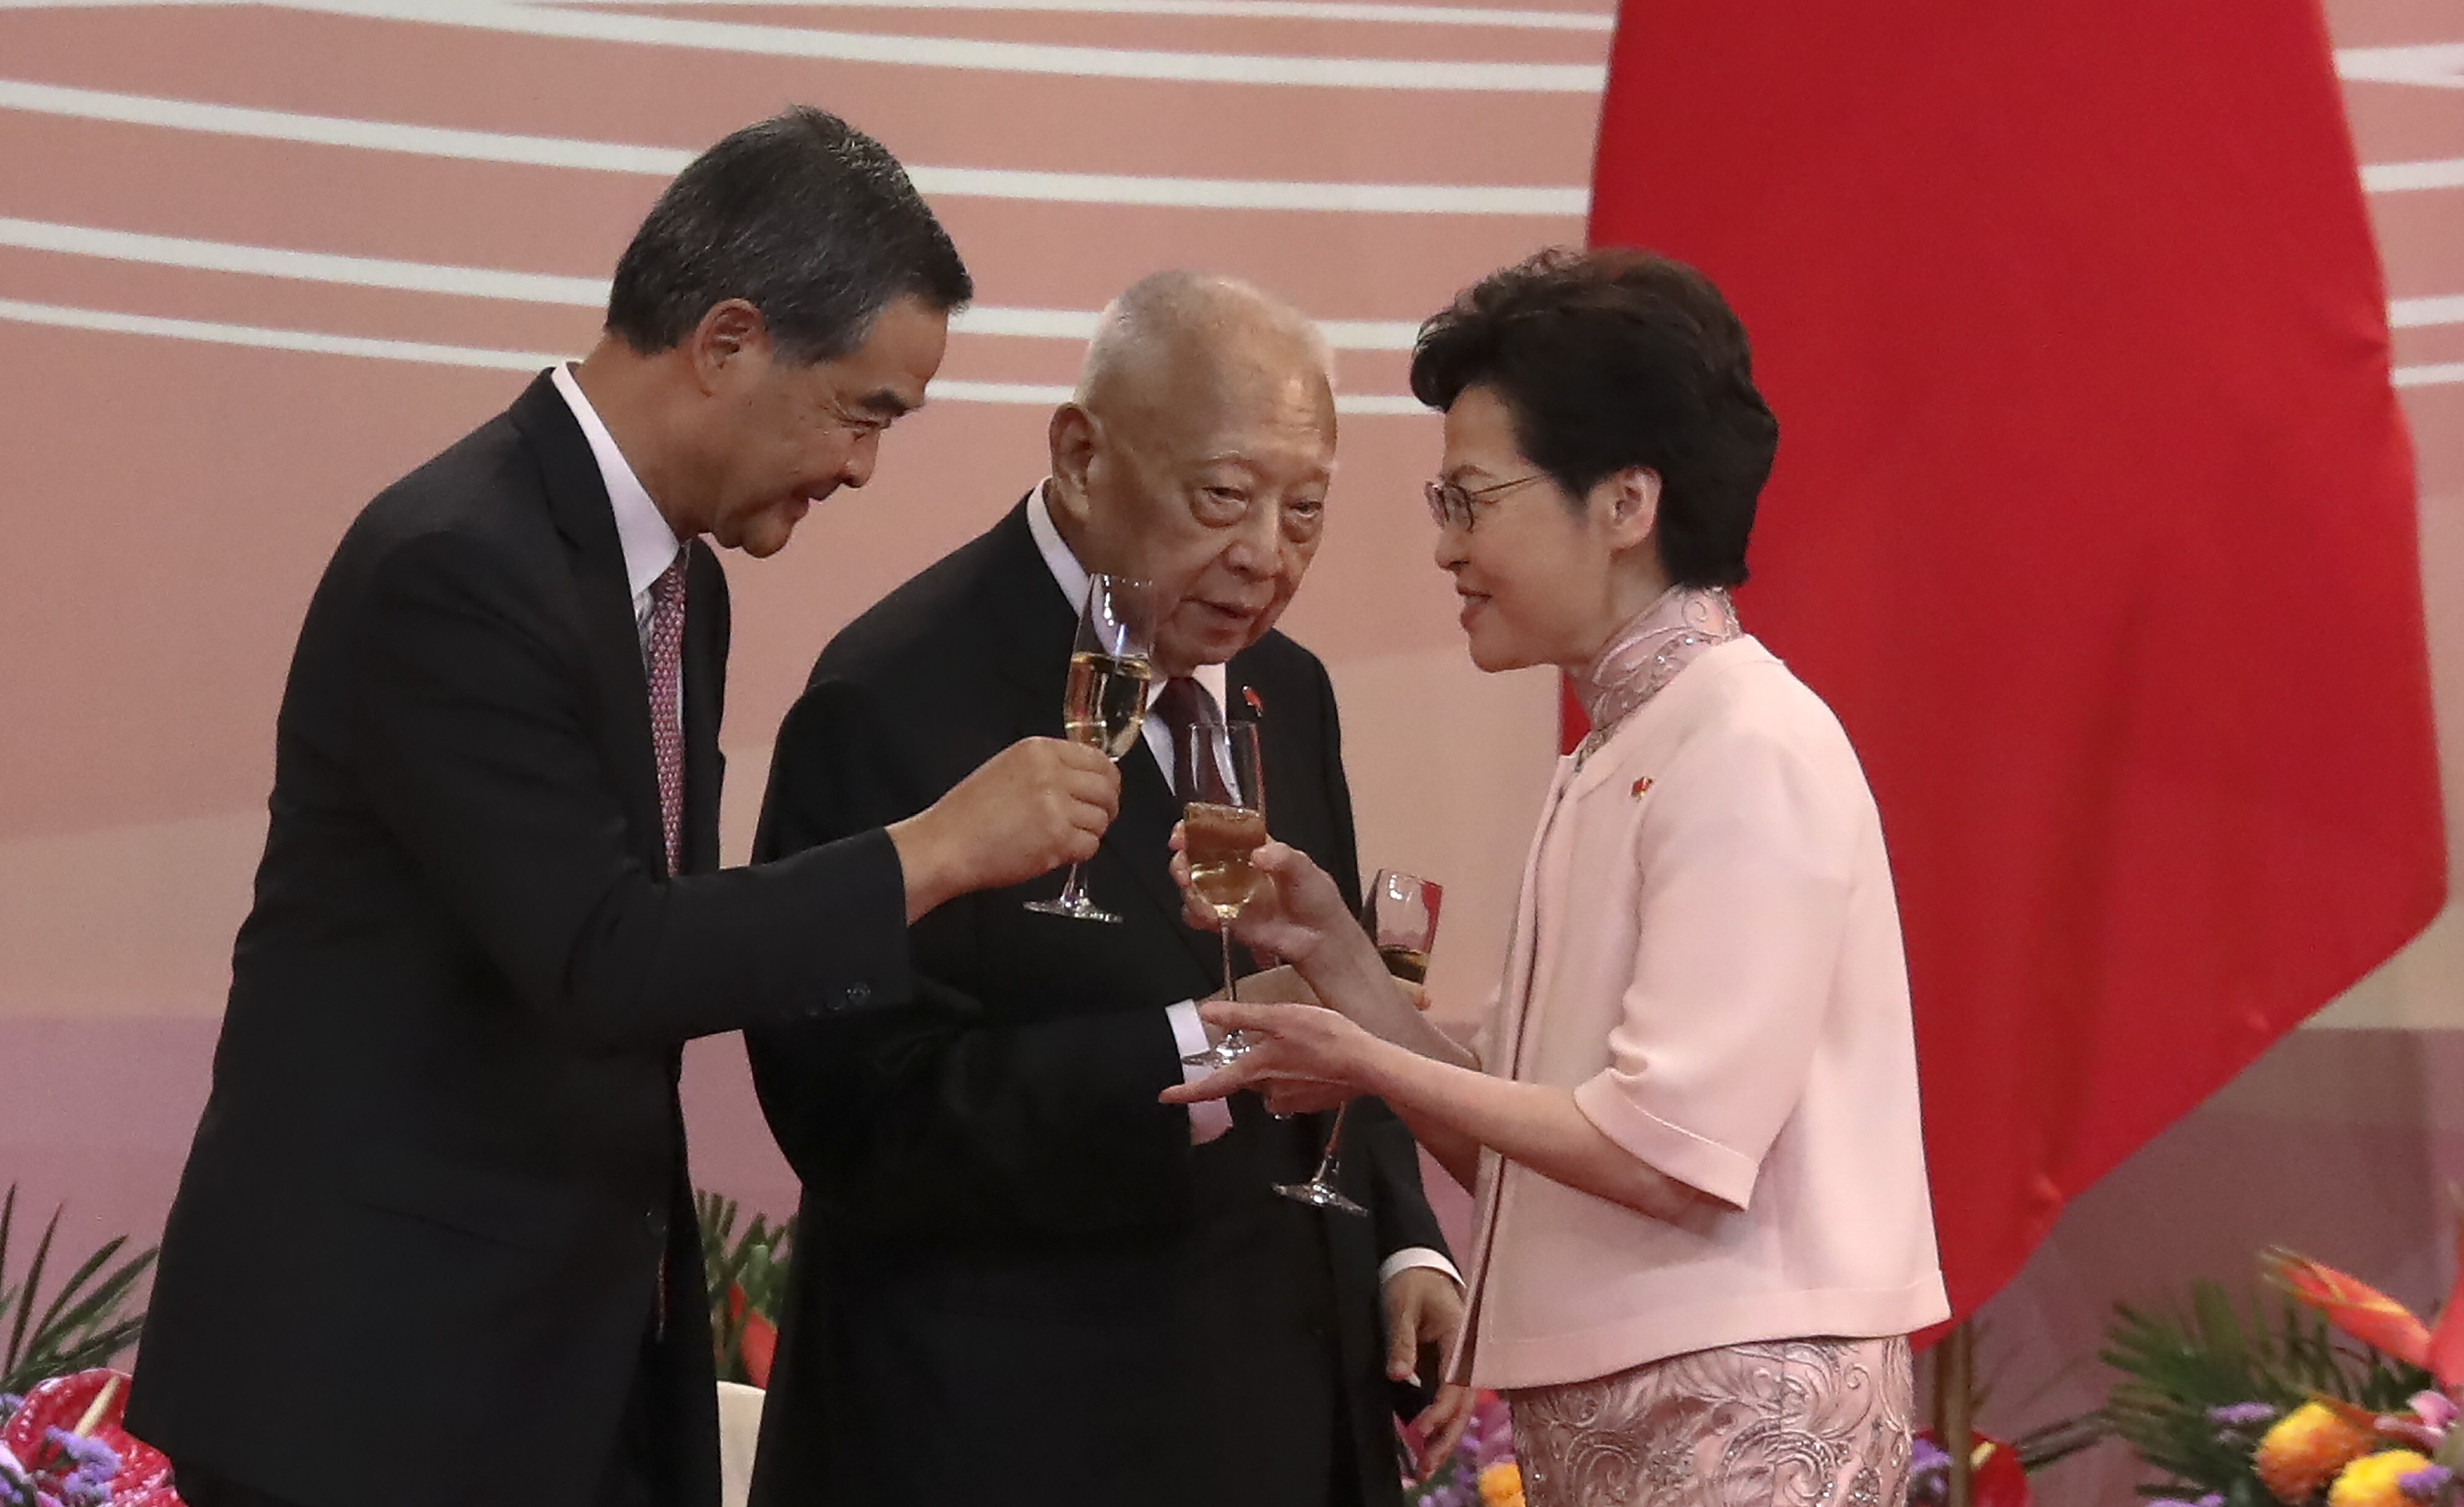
[1379,1248,1463,1289]
[1165,1001,1233,1145]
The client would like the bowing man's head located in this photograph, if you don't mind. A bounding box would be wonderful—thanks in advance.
[580,107,974,559]
[1043,272,1338,679]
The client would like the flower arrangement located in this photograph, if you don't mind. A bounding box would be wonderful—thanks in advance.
[0,1370,180,1506]
[2102,1209,2460,1507]
[695,1192,793,1389]
[1402,1391,1522,1507]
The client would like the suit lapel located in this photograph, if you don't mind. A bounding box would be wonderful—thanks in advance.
[681,540,726,875]
[509,373,667,879]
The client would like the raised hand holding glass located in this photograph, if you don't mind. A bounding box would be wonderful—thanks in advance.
[1024,574,1155,923]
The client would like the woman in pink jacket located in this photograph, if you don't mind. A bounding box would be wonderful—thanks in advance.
[1168,248,1948,1507]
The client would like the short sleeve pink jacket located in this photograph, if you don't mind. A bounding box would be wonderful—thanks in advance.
[1453,636,1948,1391]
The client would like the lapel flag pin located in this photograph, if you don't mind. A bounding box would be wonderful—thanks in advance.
[1631,776,1655,798]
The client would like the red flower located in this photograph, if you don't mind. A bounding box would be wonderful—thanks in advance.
[2426,1196,2464,1389]
[0,1368,182,1504]
[2263,1250,2436,1374]
[725,1283,779,1390]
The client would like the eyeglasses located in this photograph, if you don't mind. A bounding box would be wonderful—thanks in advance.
[1424,473,1549,532]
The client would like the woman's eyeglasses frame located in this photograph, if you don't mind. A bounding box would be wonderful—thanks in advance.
[1423,472,1550,532]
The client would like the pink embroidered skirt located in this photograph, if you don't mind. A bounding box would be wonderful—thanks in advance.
[1506,1336,1914,1507]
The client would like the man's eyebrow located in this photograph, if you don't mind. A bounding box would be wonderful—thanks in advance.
[856,389,917,418]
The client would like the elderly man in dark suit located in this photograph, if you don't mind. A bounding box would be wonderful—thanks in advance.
[747,272,1468,1507]
[126,108,1121,1507]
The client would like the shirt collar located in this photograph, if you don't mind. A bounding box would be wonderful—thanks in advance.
[552,364,682,603]
[1026,485,1228,712]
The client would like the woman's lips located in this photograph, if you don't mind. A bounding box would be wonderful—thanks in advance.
[1457,592,1488,628]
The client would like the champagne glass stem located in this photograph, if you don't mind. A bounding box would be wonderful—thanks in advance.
[1053,861,1088,909]
[1310,1105,1348,1179]
[1215,914,1252,1059]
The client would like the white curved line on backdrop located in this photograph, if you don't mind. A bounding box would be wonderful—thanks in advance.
[2336,44,2464,89]
[521,0,1615,28]
[2389,294,2464,328]
[2364,158,2464,192]
[12,216,2443,352]
[0,297,1432,408]
[0,216,1429,348]
[261,0,1609,90]
[8,79,2427,209]
[0,296,2442,399]
[0,79,1589,215]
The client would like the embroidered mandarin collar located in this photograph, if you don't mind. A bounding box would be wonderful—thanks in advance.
[1573,585,1741,763]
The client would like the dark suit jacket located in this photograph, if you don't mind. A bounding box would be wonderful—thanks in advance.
[745,500,1449,1507]
[126,373,915,1507]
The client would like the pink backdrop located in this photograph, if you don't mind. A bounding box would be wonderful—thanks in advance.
[0,6,2457,1502]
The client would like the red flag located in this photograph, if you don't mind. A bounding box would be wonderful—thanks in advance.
[1586,1,2445,1318]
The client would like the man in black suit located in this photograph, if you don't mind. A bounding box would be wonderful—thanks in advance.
[747,272,1468,1507]
[126,108,1121,1507]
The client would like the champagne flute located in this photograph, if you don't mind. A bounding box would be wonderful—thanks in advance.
[1024,574,1156,924]
[1178,720,1266,1070]
[1274,869,1444,1216]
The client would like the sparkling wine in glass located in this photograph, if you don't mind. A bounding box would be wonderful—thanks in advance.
[1178,720,1266,1070]
[1274,869,1444,1216]
[1024,574,1155,923]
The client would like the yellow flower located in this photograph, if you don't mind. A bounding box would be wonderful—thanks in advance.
[2328,1451,2434,1507]
[2257,1402,2380,1504]
[1478,1461,1526,1506]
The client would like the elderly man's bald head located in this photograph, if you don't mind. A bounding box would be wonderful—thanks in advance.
[1045,272,1340,676]
[1074,272,1335,438]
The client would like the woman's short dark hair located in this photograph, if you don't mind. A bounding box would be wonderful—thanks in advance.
[1408,247,1777,588]
[606,106,973,364]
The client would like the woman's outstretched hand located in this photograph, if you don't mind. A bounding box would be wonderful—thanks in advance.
[1157,999,1385,1107]
[1167,834,1355,965]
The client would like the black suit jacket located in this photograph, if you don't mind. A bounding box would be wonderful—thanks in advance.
[745,501,1449,1507]
[126,374,915,1507]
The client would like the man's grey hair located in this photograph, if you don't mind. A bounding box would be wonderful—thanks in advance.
[606,106,972,364]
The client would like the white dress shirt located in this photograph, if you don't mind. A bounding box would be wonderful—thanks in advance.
[551,365,686,688]
[1026,489,1460,1292]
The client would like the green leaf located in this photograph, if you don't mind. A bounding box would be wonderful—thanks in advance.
[0,1187,157,1395]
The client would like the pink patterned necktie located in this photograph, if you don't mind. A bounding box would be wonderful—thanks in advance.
[646,552,687,877]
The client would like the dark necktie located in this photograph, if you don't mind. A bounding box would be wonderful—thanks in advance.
[646,553,687,877]
[1151,675,1215,793]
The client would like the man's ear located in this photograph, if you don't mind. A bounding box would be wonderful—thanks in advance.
[686,299,769,394]
[1601,467,1662,551]
[1047,403,1098,516]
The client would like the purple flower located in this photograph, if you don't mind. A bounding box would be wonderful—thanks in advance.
[2200,1496,2226,1507]
[2401,1467,2454,1503]
[38,1432,116,1480]
[2209,1403,2280,1431]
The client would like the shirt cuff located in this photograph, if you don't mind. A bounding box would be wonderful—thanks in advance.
[1165,1001,1234,1145]
[1379,1247,1464,1289]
